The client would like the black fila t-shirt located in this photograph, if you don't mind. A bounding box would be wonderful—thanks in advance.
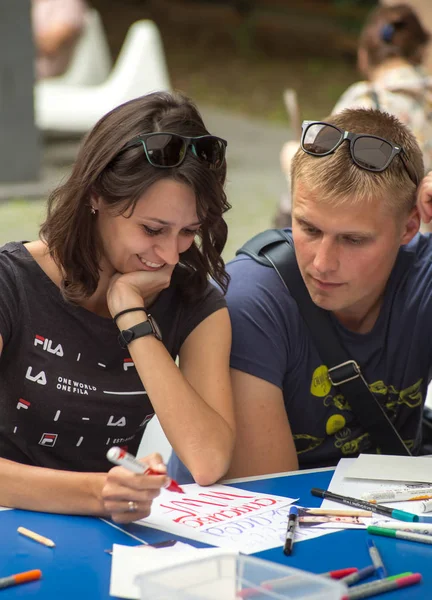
[0,243,226,472]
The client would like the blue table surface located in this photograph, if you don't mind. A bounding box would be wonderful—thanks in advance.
[1,469,431,599]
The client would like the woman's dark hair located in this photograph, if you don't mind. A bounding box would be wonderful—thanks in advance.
[358,4,430,72]
[40,91,231,303]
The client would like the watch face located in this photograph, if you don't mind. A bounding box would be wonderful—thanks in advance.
[148,314,162,341]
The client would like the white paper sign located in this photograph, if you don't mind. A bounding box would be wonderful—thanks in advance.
[135,483,334,554]
[137,484,294,554]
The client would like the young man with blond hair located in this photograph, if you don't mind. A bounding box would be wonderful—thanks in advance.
[221,108,430,478]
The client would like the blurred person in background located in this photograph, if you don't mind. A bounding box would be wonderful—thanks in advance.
[383,0,432,73]
[32,0,88,79]
[276,3,432,229]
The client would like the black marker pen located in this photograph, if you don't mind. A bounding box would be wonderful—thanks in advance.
[283,505,298,556]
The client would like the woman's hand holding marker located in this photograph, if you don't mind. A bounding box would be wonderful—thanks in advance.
[102,449,167,524]
[102,447,184,524]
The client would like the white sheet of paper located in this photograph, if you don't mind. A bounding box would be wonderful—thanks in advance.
[135,483,335,554]
[109,543,237,599]
[343,454,432,484]
[322,458,427,517]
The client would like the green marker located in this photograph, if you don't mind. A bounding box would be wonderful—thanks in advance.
[368,525,432,545]
[387,572,413,581]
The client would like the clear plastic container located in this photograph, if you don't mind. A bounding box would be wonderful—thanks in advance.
[135,553,347,600]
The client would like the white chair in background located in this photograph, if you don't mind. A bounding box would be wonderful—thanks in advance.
[35,20,171,134]
[44,9,112,87]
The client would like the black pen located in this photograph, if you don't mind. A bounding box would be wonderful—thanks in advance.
[310,488,418,523]
[283,505,298,556]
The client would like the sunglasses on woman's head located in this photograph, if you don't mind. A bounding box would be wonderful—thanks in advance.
[121,132,227,170]
[301,121,419,186]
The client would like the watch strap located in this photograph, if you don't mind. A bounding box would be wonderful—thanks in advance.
[118,320,154,349]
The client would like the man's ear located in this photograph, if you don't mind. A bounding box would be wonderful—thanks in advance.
[401,206,420,245]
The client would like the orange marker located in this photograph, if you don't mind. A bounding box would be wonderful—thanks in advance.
[0,569,42,590]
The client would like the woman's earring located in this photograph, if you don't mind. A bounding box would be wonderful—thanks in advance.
[90,206,96,215]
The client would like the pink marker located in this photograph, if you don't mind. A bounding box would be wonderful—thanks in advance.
[106,446,184,493]
[341,573,422,600]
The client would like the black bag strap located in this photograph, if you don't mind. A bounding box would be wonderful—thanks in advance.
[237,229,411,456]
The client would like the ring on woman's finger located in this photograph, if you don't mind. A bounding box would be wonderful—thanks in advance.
[127,501,138,513]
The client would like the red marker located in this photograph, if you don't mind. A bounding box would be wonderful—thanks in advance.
[106,447,184,493]
[319,567,359,579]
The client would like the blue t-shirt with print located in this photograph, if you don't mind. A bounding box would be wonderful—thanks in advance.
[169,232,432,483]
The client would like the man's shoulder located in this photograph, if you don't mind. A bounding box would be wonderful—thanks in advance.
[391,233,432,293]
[226,252,288,293]
[224,250,301,331]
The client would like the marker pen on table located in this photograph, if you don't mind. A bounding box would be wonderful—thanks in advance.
[340,565,375,586]
[368,525,432,546]
[106,447,184,493]
[420,498,432,513]
[341,573,421,600]
[361,486,432,503]
[0,570,42,590]
[283,505,299,556]
[366,539,387,579]
[310,488,419,522]
[304,508,372,517]
[319,568,359,579]
[372,520,432,536]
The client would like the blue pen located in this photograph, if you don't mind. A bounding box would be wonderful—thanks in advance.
[367,539,387,579]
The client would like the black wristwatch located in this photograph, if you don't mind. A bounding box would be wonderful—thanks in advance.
[118,313,162,348]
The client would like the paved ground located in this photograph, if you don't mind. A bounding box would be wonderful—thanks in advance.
[0,105,289,260]
[203,106,289,258]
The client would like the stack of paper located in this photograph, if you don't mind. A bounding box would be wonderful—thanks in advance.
[322,455,432,520]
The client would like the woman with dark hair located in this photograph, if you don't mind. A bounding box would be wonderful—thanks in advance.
[0,91,235,523]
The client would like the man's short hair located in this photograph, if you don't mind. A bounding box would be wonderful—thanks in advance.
[291,108,424,216]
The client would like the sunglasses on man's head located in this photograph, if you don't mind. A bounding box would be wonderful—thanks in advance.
[301,121,419,186]
[122,132,227,170]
